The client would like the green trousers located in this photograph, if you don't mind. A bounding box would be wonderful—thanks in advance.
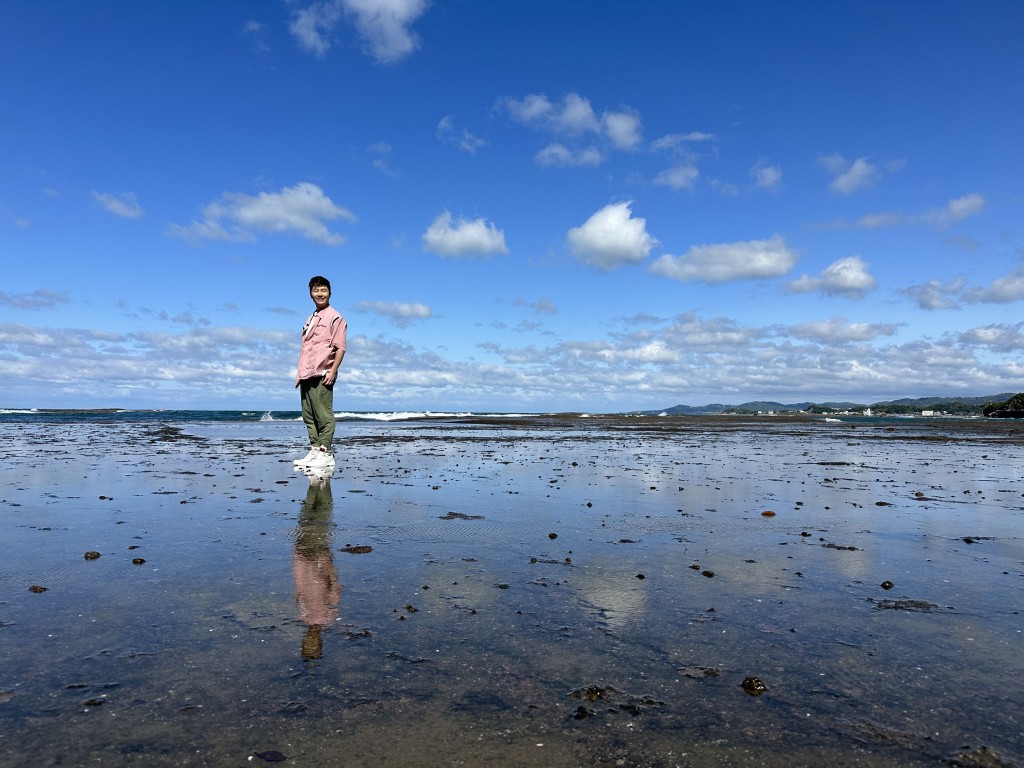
[299,376,335,448]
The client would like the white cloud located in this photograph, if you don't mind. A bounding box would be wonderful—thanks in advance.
[653,165,699,190]
[567,201,657,271]
[242,20,271,53]
[356,300,433,327]
[750,160,782,190]
[787,317,897,342]
[902,278,965,310]
[602,110,642,149]
[290,0,428,63]
[857,193,985,231]
[93,191,143,219]
[856,211,906,229]
[536,143,603,167]
[964,265,1024,304]
[436,115,488,154]
[500,92,644,164]
[168,182,355,246]
[788,256,876,298]
[958,323,1024,352]
[819,154,880,194]
[500,93,553,123]
[502,92,599,135]
[920,193,985,229]
[422,211,508,258]
[513,297,558,314]
[650,132,716,150]
[650,235,795,284]
[0,289,70,310]
[367,141,399,177]
[289,1,344,57]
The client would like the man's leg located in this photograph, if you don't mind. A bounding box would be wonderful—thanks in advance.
[300,380,319,445]
[308,378,336,449]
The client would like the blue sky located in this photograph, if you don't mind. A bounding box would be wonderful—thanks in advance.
[2,1,1023,412]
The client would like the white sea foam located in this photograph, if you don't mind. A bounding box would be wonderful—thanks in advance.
[334,411,474,422]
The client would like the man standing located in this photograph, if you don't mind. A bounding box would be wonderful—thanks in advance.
[294,276,347,469]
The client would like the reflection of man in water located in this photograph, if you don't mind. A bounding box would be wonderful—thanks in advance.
[293,472,341,660]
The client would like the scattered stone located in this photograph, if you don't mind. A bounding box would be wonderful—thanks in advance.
[548,532,558,539]
[871,598,939,612]
[761,510,776,517]
[679,666,720,678]
[28,585,47,593]
[741,676,767,696]
[253,751,287,763]
[84,551,101,560]
[339,545,373,554]
[881,580,894,590]
[132,558,146,565]
[701,570,715,578]
[439,512,483,520]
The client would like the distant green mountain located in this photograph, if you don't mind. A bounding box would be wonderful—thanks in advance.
[635,393,1017,417]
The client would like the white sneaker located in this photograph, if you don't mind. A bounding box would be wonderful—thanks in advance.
[293,448,318,466]
[306,448,335,468]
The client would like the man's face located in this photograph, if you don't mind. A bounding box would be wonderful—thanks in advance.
[310,285,330,310]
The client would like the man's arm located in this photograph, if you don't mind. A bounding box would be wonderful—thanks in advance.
[323,350,344,386]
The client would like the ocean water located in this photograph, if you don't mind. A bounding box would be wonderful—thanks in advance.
[0,409,496,425]
[1,414,1023,766]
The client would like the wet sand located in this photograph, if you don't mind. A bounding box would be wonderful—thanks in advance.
[1,415,1022,767]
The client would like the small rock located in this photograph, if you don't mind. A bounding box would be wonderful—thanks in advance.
[741,676,767,696]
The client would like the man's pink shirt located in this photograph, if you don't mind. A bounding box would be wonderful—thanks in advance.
[296,306,347,384]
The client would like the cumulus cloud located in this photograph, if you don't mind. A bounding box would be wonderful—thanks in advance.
[602,110,642,149]
[0,289,70,310]
[902,277,965,310]
[750,159,782,190]
[356,300,433,327]
[653,165,699,190]
[499,92,644,164]
[422,211,508,258]
[290,0,428,63]
[819,154,880,194]
[567,201,657,271]
[168,182,356,246]
[93,191,143,219]
[964,265,1024,304]
[501,92,599,134]
[436,115,487,155]
[650,235,795,284]
[788,256,876,298]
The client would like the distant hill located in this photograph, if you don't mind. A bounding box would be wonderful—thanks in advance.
[634,393,1018,417]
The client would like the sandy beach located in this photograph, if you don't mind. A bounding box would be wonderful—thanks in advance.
[1,414,1022,767]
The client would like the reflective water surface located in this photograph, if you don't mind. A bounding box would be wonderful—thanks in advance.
[1,416,1022,767]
